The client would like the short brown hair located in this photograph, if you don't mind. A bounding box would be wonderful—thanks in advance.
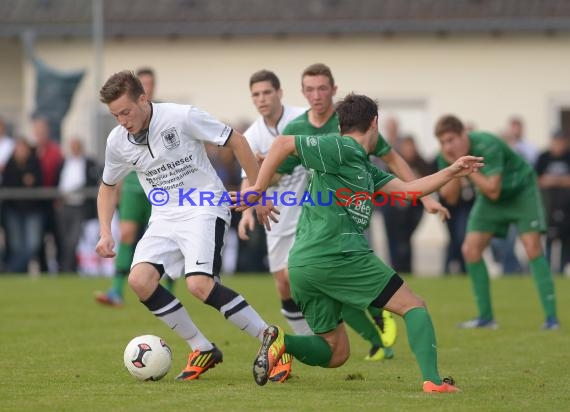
[99,70,145,104]
[434,115,464,137]
[249,70,280,90]
[336,93,378,135]
[302,63,335,87]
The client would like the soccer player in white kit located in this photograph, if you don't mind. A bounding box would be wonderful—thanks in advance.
[96,70,278,381]
[238,70,309,382]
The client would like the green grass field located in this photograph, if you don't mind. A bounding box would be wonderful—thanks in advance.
[1,274,568,411]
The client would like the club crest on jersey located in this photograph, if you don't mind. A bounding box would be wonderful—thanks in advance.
[161,127,180,150]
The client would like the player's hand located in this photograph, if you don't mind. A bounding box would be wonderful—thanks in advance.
[253,200,280,231]
[448,156,484,178]
[96,233,116,258]
[237,209,256,240]
[229,188,281,230]
[421,196,451,221]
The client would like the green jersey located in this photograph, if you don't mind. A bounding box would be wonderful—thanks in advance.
[437,131,534,201]
[122,171,146,194]
[288,134,395,267]
[278,111,392,174]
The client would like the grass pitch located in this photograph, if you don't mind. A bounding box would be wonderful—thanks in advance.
[1,274,568,411]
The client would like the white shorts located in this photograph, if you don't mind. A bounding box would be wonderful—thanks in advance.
[266,233,296,273]
[132,214,228,279]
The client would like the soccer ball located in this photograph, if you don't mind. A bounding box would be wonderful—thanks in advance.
[123,335,172,381]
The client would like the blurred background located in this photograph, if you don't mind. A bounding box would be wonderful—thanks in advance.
[1,0,569,276]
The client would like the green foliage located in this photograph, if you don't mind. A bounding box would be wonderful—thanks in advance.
[0,275,568,411]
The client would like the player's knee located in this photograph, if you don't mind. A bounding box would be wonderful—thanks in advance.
[329,344,350,367]
[185,274,215,301]
[120,230,137,244]
[462,242,482,262]
[127,271,151,298]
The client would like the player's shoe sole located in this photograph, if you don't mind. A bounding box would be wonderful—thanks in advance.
[253,325,285,386]
[175,344,223,381]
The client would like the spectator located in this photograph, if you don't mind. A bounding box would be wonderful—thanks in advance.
[0,117,15,177]
[55,137,101,272]
[535,130,570,273]
[506,116,539,166]
[0,117,15,270]
[2,138,44,273]
[32,116,63,273]
[383,135,431,273]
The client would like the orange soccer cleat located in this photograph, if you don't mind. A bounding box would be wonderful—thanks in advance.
[175,345,223,381]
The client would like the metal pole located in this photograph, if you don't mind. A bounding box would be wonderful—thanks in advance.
[92,0,104,160]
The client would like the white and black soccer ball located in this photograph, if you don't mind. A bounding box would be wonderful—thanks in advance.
[123,335,172,381]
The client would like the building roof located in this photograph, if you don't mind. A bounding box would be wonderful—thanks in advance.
[3,0,570,38]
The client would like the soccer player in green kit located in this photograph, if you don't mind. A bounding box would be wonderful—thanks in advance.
[239,93,482,392]
[95,67,174,306]
[279,63,450,360]
[435,115,559,330]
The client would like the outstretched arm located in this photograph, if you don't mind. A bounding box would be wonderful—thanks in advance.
[381,149,449,219]
[381,156,484,200]
[233,135,297,212]
[225,131,279,228]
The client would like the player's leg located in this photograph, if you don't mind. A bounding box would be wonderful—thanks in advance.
[183,216,268,340]
[128,261,219,380]
[96,181,150,306]
[516,183,559,329]
[267,233,311,335]
[519,231,559,329]
[342,306,392,360]
[461,231,496,328]
[381,280,459,393]
[252,265,347,386]
[94,219,139,306]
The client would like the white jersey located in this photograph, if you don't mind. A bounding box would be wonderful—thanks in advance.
[102,102,232,224]
[243,105,307,237]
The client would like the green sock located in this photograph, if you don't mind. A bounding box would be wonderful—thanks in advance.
[466,260,493,320]
[342,306,383,347]
[284,334,332,367]
[404,307,441,384]
[529,256,557,319]
[111,243,135,297]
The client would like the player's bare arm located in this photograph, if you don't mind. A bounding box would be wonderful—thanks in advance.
[96,183,120,258]
[237,177,256,240]
[381,156,484,200]
[468,172,502,201]
[226,131,279,229]
[233,135,296,212]
[381,149,450,220]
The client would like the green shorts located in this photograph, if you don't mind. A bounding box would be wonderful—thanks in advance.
[119,172,151,225]
[468,179,547,238]
[289,252,400,334]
